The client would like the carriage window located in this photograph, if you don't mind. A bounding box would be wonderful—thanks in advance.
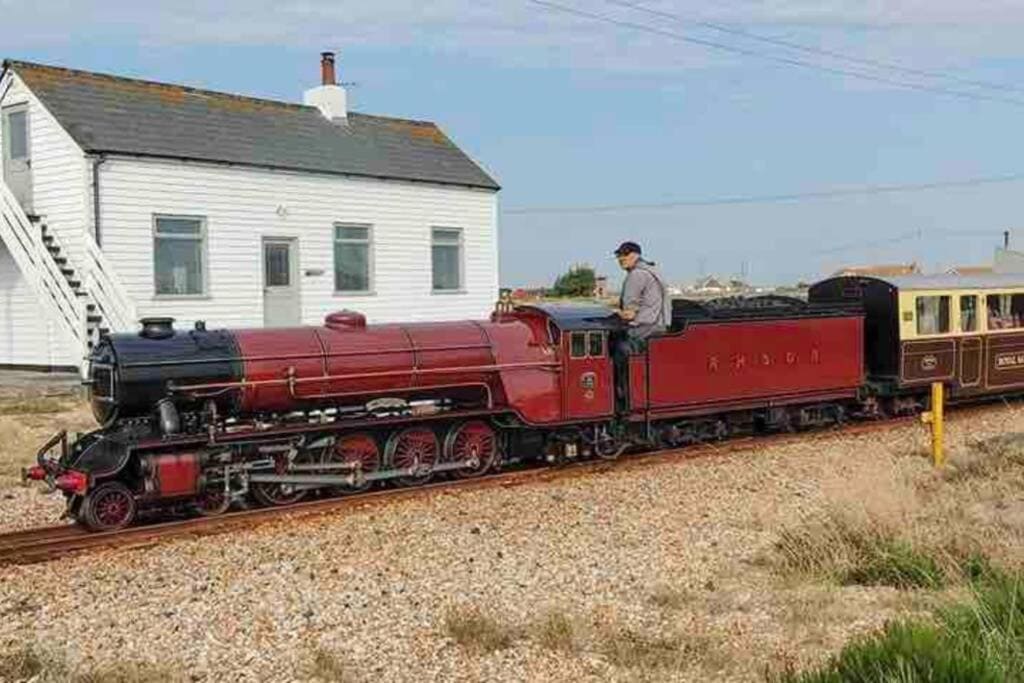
[960,295,978,332]
[915,296,950,335]
[986,293,1024,330]
[570,332,587,358]
[588,332,605,357]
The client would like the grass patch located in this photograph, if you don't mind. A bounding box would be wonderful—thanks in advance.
[306,646,350,682]
[775,512,948,589]
[0,396,75,415]
[533,611,576,652]
[444,605,517,654]
[0,644,181,682]
[768,568,1024,682]
[945,434,1024,482]
[649,584,690,611]
[599,628,700,671]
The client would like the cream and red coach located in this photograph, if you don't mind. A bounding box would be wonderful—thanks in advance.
[29,294,870,531]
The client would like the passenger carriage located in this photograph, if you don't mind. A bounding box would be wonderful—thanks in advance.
[810,274,1024,404]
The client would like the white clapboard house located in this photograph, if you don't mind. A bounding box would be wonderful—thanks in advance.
[0,54,500,372]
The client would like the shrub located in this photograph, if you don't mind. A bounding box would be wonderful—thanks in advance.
[444,605,516,653]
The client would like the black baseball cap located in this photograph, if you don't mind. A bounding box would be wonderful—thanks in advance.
[614,241,642,256]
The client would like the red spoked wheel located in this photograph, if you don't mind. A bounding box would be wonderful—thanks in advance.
[251,451,312,507]
[191,482,231,517]
[328,433,381,493]
[81,481,137,531]
[444,421,498,478]
[385,427,439,487]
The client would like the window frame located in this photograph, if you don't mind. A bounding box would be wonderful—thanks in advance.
[152,214,209,299]
[959,294,978,333]
[333,223,375,295]
[914,295,950,336]
[587,331,606,357]
[570,331,587,359]
[985,292,1024,332]
[430,226,464,293]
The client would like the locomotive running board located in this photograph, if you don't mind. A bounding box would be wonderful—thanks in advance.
[247,457,481,487]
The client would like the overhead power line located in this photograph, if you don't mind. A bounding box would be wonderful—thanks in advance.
[605,0,1024,96]
[503,173,1024,215]
[527,0,1024,108]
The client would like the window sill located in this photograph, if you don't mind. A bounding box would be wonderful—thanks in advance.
[431,289,467,295]
[333,290,376,297]
[153,294,212,301]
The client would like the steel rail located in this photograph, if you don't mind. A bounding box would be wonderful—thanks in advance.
[0,401,1011,567]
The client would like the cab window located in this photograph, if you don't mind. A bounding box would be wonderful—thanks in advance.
[986,293,1024,330]
[570,332,587,358]
[916,295,950,335]
[588,332,605,357]
[960,295,978,332]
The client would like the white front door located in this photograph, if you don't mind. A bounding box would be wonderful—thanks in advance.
[2,105,32,213]
[262,238,301,327]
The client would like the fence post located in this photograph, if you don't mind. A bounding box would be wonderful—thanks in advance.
[920,382,944,467]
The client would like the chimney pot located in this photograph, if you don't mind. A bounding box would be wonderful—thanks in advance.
[320,51,336,86]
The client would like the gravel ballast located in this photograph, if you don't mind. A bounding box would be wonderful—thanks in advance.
[1,403,1022,681]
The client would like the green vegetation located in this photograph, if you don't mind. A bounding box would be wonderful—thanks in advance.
[551,265,597,298]
[306,646,351,682]
[770,568,1024,682]
[773,512,973,590]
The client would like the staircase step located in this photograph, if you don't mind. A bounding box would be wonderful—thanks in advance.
[86,303,96,312]
[87,315,102,324]
[42,234,54,245]
[74,290,89,298]
[52,256,67,265]
[67,280,81,289]
[98,327,110,337]
[46,245,61,255]
[60,268,75,277]
[26,213,41,224]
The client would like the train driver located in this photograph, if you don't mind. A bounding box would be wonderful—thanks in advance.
[613,241,670,348]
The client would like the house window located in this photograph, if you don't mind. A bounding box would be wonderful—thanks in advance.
[153,216,205,296]
[915,295,950,335]
[588,331,605,357]
[431,227,462,291]
[986,293,1024,329]
[334,224,372,292]
[960,295,978,332]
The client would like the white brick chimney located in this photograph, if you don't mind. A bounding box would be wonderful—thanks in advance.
[303,51,347,122]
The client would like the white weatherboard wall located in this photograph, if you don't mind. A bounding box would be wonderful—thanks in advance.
[0,72,89,367]
[100,157,499,329]
[0,241,79,367]
[0,72,91,269]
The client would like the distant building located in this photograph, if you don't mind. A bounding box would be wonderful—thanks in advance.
[832,263,920,277]
[946,265,994,276]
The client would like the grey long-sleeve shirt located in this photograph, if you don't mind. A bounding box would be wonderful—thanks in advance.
[619,261,670,339]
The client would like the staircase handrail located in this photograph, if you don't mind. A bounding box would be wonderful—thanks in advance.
[83,236,136,332]
[0,181,86,349]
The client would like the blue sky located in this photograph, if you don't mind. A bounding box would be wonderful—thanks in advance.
[3,0,1023,287]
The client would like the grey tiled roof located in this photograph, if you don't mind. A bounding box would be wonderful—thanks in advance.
[4,60,499,190]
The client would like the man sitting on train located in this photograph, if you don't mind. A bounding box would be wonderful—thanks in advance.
[612,241,670,409]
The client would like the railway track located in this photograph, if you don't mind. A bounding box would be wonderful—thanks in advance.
[0,402,1009,567]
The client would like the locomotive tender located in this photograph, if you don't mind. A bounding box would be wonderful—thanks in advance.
[26,273,1024,530]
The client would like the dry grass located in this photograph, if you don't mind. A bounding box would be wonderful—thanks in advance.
[945,433,1024,482]
[443,605,518,653]
[305,646,351,682]
[597,627,709,672]
[0,396,77,415]
[0,399,93,487]
[532,611,577,652]
[0,643,182,683]
[649,583,691,611]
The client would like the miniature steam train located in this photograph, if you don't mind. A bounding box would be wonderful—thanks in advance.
[25,273,1024,530]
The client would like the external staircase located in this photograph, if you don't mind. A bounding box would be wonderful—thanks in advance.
[0,178,135,373]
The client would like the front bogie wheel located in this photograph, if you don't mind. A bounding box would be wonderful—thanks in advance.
[80,481,137,531]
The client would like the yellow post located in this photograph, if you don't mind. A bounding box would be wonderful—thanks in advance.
[920,382,944,467]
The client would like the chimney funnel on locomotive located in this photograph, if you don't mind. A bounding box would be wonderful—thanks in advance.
[139,317,175,339]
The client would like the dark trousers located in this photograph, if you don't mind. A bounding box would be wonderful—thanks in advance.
[612,335,646,411]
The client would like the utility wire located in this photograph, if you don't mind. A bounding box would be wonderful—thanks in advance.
[605,0,1024,96]
[527,0,1024,107]
[503,173,1024,215]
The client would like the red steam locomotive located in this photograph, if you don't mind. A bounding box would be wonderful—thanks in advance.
[27,273,1018,530]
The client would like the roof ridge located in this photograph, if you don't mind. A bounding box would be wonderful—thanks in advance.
[3,58,440,128]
